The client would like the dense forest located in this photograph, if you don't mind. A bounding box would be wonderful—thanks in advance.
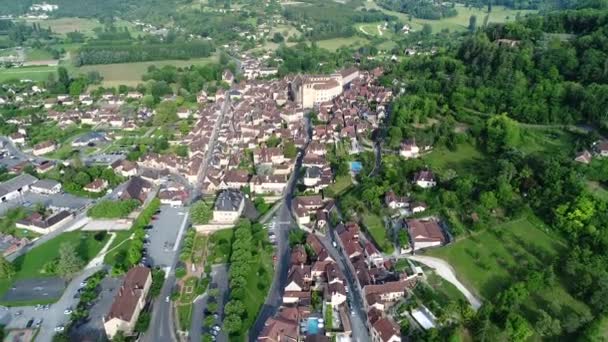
[381,9,608,128]
[74,42,215,66]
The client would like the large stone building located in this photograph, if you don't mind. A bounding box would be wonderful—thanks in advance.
[290,68,360,109]
[103,266,152,339]
[212,189,245,224]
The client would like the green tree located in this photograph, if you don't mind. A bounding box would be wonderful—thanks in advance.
[224,299,245,316]
[422,23,432,36]
[153,101,178,126]
[190,201,212,224]
[223,314,242,334]
[283,140,297,158]
[468,15,477,32]
[484,114,520,153]
[56,243,84,280]
[506,314,533,342]
[0,256,15,279]
[135,311,151,332]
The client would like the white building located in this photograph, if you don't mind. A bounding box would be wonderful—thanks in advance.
[212,189,245,224]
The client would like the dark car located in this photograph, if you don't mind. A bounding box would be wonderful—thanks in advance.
[26,319,34,328]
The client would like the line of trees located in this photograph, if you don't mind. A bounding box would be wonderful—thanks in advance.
[74,42,215,66]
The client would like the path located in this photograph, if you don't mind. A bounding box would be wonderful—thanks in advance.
[85,232,117,269]
[359,26,371,36]
[377,24,383,36]
[408,255,482,309]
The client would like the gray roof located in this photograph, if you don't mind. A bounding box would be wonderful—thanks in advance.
[305,166,321,178]
[214,190,244,212]
[0,174,38,197]
[31,179,61,190]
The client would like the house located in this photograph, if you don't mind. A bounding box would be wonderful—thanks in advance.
[72,132,108,147]
[413,170,436,188]
[222,170,250,189]
[16,210,73,235]
[111,159,138,178]
[596,141,608,157]
[290,245,307,266]
[411,202,427,214]
[371,317,401,342]
[364,280,417,311]
[119,176,152,203]
[30,179,62,195]
[9,132,25,145]
[406,219,446,250]
[303,167,322,187]
[384,190,409,209]
[0,234,29,257]
[258,308,299,342]
[212,189,245,224]
[250,175,288,194]
[575,150,592,164]
[0,174,38,202]
[36,160,55,174]
[177,107,192,119]
[32,140,57,156]
[84,179,108,193]
[285,265,312,292]
[324,281,347,307]
[222,69,235,84]
[399,139,419,159]
[103,267,152,339]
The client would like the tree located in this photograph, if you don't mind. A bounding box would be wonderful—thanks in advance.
[283,140,297,158]
[484,114,520,153]
[223,314,242,334]
[0,256,15,279]
[111,331,127,342]
[272,32,284,43]
[56,242,84,280]
[506,314,532,342]
[154,101,178,126]
[135,311,151,332]
[468,15,477,31]
[224,299,245,316]
[388,127,403,148]
[288,229,306,247]
[535,310,562,337]
[422,23,432,36]
[191,201,212,224]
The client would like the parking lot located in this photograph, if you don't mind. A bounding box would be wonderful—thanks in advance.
[2,278,65,303]
[70,276,122,341]
[144,205,188,268]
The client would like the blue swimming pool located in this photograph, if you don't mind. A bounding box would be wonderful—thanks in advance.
[307,318,320,334]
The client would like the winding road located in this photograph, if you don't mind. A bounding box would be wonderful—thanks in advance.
[408,255,482,309]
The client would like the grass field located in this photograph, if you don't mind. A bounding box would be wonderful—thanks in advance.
[0,231,109,302]
[73,55,218,87]
[362,212,394,253]
[103,230,133,265]
[517,127,576,155]
[29,18,101,36]
[364,2,536,33]
[427,216,565,297]
[422,141,483,174]
[327,175,353,196]
[316,36,370,51]
[0,66,57,82]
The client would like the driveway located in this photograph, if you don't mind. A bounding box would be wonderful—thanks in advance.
[408,255,482,309]
[191,264,228,342]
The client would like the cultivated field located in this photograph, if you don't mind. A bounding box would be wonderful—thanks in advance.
[28,17,101,36]
[316,36,370,51]
[73,55,219,87]
[0,66,57,82]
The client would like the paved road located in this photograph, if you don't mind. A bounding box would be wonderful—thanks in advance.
[191,264,228,342]
[320,233,370,342]
[143,211,190,342]
[192,97,231,201]
[249,117,310,341]
[408,255,482,309]
[146,205,188,268]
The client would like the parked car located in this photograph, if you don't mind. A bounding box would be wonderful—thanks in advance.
[54,326,65,332]
[26,319,34,328]
[64,308,73,315]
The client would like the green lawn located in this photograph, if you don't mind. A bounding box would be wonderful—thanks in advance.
[237,245,273,339]
[73,55,218,87]
[326,175,353,196]
[316,36,370,51]
[29,17,101,36]
[422,141,483,175]
[207,229,234,264]
[427,216,564,298]
[0,231,109,303]
[517,127,576,155]
[426,272,466,304]
[362,212,394,253]
[0,66,57,82]
[26,48,55,61]
[176,304,193,331]
[103,230,133,265]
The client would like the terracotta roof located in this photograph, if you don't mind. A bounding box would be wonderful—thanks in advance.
[373,317,401,342]
[105,267,150,322]
[406,219,445,244]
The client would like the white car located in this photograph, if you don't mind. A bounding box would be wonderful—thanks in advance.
[54,326,65,332]
[64,309,73,315]
[165,296,170,303]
